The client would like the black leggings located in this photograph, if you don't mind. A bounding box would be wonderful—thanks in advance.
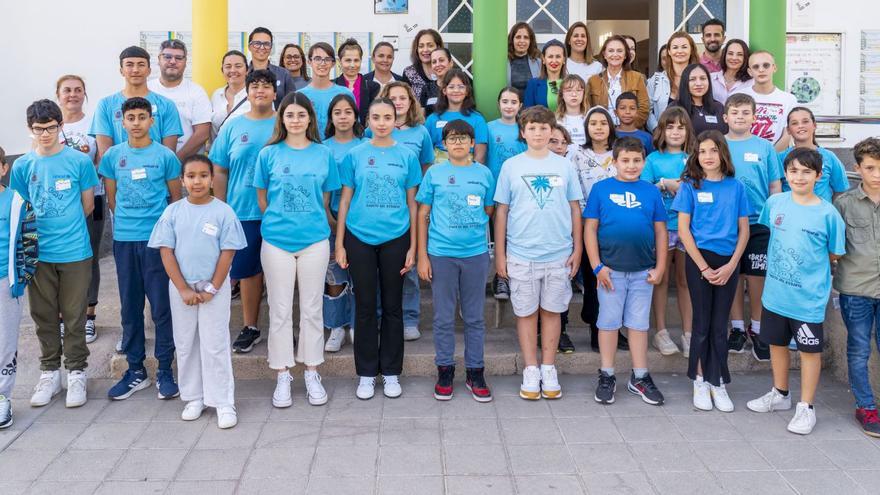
[580,263,599,328]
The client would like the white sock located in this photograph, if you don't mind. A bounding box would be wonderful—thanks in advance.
[540,364,555,372]
[751,320,761,334]
[731,320,745,331]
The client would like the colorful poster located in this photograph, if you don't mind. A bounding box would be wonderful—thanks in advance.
[785,33,842,137]
[375,0,408,14]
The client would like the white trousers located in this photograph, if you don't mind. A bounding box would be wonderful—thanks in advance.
[0,278,22,398]
[168,278,234,408]
[261,240,329,369]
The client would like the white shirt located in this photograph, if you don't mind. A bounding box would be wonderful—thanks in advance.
[566,59,603,82]
[567,146,616,209]
[606,71,623,125]
[710,71,754,104]
[148,78,212,153]
[211,85,251,137]
[733,86,798,144]
[60,116,103,196]
[559,114,586,146]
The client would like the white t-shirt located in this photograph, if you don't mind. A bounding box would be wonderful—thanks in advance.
[733,86,797,145]
[566,59,603,82]
[60,116,103,196]
[211,85,251,137]
[559,114,586,146]
[148,78,212,153]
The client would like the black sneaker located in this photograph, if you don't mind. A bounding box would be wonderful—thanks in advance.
[493,275,510,300]
[627,372,664,405]
[617,331,630,351]
[465,367,493,403]
[434,365,454,401]
[233,326,261,353]
[231,281,241,300]
[558,331,575,353]
[728,329,747,353]
[748,328,771,362]
[594,370,616,404]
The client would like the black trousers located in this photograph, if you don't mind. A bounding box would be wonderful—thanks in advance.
[345,231,409,377]
[685,249,738,386]
[580,263,599,328]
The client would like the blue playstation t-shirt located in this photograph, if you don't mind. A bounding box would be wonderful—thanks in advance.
[584,178,667,272]
[487,120,527,179]
[99,141,181,241]
[0,188,13,279]
[208,115,274,221]
[339,142,422,245]
[10,147,99,263]
[759,192,845,323]
[425,110,489,152]
[641,150,688,231]
[298,85,354,140]
[89,91,183,145]
[325,136,365,213]
[778,146,850,202]
[617,129,655,155]
[672,177,752,256]
[727,135,783,224]
[366,126,435,166]
[415,161,495,258]
[253,142,341,253]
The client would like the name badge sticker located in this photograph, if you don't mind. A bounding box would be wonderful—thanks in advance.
[435,120,447,128]
[744,152,759,162]
[549,176,563,187]
[55,178,72,191]
[131,168,148,180]
[427,97,438,106]
[466,194,481,207]
[697,192,714,203]
[705,115,718,124]
[201,223,219,237]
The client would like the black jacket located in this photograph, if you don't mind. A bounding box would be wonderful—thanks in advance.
[248,62,296,109]
[334,74,381,124]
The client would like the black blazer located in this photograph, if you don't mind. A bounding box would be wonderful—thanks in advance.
[334,75,381,124]
[365,70,405,85]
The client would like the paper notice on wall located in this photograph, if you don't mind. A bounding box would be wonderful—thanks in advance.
[786,33,842,137]
[789,0,816,29]
[272,32,302,64]
[861,31,880,115]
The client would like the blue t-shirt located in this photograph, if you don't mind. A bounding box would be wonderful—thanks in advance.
[148,197,247,283]
[641,150,688,231]
[10,147,99,263]
[415,161,495,258]
[366,126,435,165]
[298,85,354,140]
[493,152,584,262]
[487,120,527,179]
[89,91,183,145]
[99,141,181,241]
[425,110,490,152]
[584,178,667,272]
[325,136,365,213]
[339,142,422,245]
[253,142,341,253]
[616,129,655,155]
[0,189,13,280]
[208,115,275,221]
[672,177,752,256]
[727,135,783,224]
[759,192,846,323]
[778,147,850,202]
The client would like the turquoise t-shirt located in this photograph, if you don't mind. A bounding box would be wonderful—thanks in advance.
[778,146,850,202]
[759,192,845,323]
[298,85,354,140]
[0,188,13,279]
[10,147,99,263]
[641,150,688,231]
[99,141,182,241]
[208,115,275,221]
[326,136,365,213]
[727,135,783,224]
[148,197,247,283]
[89,91,183,145]
[339,142,422,245]
[366,126,435,165]
[253,142,341,253]
[425,110,489,152]
[415,161,495,258]
[487,120,526,179]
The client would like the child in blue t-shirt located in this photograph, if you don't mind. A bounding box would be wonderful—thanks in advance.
[747,148,845,436]
[779,107,849,202]
[487,87,527,179]
[585,137,668,407]
[148,155,246,429]
[99,97,182,402]
[298,42,354,140]
[424,69,489,164]
[672,131,751,412]
[416,120,496,403]
[616,92,654,155]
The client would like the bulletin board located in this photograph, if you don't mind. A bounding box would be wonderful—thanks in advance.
[785,32,843,138]
[860,30,880,115]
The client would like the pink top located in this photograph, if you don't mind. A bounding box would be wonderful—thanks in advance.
[700,52,723,74]
[348,74,363,108]
[710,71,755,104]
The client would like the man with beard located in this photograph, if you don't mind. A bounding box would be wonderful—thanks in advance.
[700,19,726,73]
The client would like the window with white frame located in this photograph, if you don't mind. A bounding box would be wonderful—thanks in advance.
[674,0,728,35]
[438,0,474,77]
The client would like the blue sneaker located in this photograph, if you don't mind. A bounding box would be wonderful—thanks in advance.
[156,369,180,399]
[108,369,151,400]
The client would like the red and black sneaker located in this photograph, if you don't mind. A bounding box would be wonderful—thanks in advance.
[856,407,880,438]
[434,365,455,401]
[466,367,493,403]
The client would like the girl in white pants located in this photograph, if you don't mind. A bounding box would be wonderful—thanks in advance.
[148,155,246,429]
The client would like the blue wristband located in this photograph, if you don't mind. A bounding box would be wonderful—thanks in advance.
[592,263,605,276]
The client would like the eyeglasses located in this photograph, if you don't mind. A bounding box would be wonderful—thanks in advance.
[311,56,335,65]
[750,62,772,70]
[31,125,59,135]
[444,135,470,144]
[284,54,302,61]
[249,41,272,50]
[549,80,559,95]
[445,84,466,91]
[161,54,186,62]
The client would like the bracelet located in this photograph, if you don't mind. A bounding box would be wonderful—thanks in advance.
[204,283,218,295]
[699,266,710,273]
[659,178,666,191]
[592,263,605,275]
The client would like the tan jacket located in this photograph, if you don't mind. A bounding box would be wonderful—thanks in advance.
[587,69,650,129]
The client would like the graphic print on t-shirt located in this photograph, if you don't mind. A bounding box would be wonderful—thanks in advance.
[610,191,642,208]
[751,102,785,141]
[521,174,560,209]
[365,171,402,208]
[283,183,314,212]
[442,192,482,228]
[31,180,66,218]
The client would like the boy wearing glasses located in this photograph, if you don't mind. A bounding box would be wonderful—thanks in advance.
[299,42,354,140]
[246,27,296,109]
[732,51,797,151]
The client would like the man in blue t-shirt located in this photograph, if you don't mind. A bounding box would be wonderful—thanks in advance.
[99,97,182,402]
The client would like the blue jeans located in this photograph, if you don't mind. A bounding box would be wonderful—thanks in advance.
[113,241,175,371]
[430,253,490,368]
[839,294,880,410]
[324,234,355,329]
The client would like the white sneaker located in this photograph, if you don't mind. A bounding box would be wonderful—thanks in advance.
[681,332,691,358]
[272,371,293,408]
[304,370,328,405]
[30,370,62,407]
[653,329,680,355]
[787,402,816,435]
[710,383,734,412]
[181,400,205,421]
[217,405,238,429]
[357,376,376,400]
[540,365,562,399]
[115,336,123,353]
[383,375,402,398]
[84,318,97,344]
[520,366,541,400]
[348,328,355,344]
[693,377,712,411]
[747,388,792,413]
[0,396,12,429]
[66,370,87,408]
[324,327,346,352]
[403,326,421,341]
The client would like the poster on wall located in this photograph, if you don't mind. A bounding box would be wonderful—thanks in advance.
[375,0,408,14]
[860,30,880,115]
[785,33,842,138]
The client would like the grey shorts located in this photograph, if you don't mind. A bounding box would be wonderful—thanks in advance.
[507,256,573,317]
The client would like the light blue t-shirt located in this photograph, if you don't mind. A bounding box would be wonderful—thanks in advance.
[727,135,783,224]
[0,189,13,280]
[641,150,688,231]
[778,146,850,202]
[339,142,422,245]
[415,161,495,258]
[487,120,527,179]
[298,85,354,140]
[99,141,182,241]
[253,142,341,253]
[759,192,846,323]
[493,152,584,262]
[89,91,183,145]
[325,136,365,213]
[425,110,490,152]
[148,197,247,283]
[208,115,275,221]
[672,177,752,256]
[10,147,99,263]
[366,126,435,166]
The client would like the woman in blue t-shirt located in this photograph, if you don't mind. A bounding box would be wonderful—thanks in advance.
[424,69,488,165]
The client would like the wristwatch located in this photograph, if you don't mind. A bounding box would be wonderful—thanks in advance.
[204,283,218,295]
